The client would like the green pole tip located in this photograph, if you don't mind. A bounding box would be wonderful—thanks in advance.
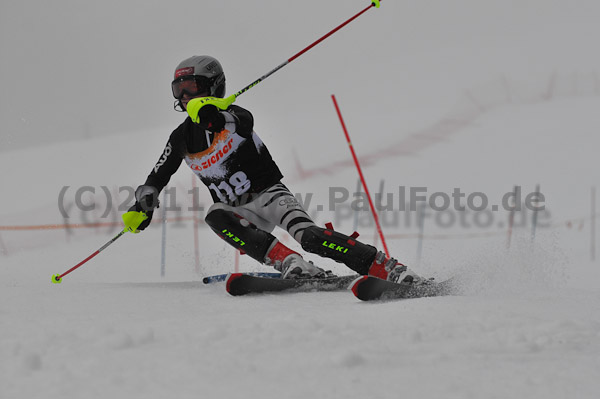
[52,274,62,284]
[372,1,380,8]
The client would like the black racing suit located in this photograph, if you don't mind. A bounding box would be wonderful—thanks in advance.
[140,105,377,275]
[144,105,283,205]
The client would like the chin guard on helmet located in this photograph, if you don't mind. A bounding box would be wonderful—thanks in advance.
[174,99,185,112]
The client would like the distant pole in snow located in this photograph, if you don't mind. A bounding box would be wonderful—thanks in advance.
[542,71,557,101]
[0,233,8,256]
[160,188,168,277]
[192,176,201,274]
[62,204,73,243]
[331,94,390,258]
[109,186,120,235]
[592,186,596,262]
[416,203,426,265]
[531,184,540,244]
[506,185,517,250]
[352,178,362,233]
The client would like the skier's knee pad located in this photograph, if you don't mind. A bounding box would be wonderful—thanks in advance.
[300,225,377,275]
[205,208,275,263]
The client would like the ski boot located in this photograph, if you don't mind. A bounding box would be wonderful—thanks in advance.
[367,251,428,285]
[265,240,329,279]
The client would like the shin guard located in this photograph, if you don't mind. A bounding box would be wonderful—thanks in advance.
[204,208,276,263]
[300,225,377,275]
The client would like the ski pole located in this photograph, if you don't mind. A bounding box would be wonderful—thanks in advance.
[51,209,147,283]
[51,208,148,283]
[216,1,381,109]
[51,229,128,283]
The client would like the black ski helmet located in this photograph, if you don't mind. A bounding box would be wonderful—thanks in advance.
[171,55,226,110]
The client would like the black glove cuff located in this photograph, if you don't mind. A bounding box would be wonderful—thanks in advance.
[198,105,225,132]
[134,185,159,211]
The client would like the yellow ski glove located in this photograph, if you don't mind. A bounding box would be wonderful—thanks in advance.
[122,211,148,234]
[186,96,236,124]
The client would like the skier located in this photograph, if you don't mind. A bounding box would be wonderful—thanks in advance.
[123,55,424,284]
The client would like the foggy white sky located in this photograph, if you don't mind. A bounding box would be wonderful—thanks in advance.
[1,0,599,152]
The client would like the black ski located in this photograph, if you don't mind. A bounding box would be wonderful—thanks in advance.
[351,276,456,301]
[226,273,358,296]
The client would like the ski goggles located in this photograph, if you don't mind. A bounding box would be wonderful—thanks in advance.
[171,76,211,99]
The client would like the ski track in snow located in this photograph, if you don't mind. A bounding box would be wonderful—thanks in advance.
[2,241,600,399]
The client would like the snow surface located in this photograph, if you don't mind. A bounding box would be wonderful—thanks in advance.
[3,1,600,398]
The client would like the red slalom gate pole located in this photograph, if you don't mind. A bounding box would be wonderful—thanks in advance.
[52,229,127,283]
[331,94,390,257]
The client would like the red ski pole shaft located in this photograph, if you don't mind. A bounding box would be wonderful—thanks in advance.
[52,229,127,283]
[331,94,390,258]
[231,1,381,100]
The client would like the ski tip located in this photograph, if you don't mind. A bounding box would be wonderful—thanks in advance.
[350,275,369,298]
[225,273,243,295]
